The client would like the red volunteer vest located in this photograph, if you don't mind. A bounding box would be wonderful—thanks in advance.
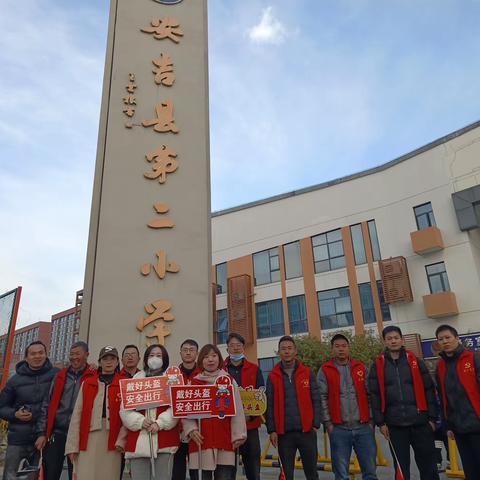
[179,364,201,385]
[437,350,480,418]
[224,357,262,430]
[46,365,96,439]
[321,359,370,425]
[118,367,140,380]
[79,372,122,451]
[376,350,427,413]
[269,361,314,435]
[188,376,233,453]
[124,405,180,452]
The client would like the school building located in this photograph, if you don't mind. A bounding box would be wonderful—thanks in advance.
[211,121,480,377]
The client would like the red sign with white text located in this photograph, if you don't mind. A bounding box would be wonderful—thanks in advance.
[119,366,184,410]
[170,375,236,419]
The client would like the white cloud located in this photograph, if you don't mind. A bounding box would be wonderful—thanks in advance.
[247,6,288,45]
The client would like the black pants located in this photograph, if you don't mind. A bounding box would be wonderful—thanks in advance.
[238,428,261,480]
[388,424,437,480]
[171,442,189,480]
[43,433,73,480]
[454,431,480,480]
[189,465,235,480]
[277,430,318,480]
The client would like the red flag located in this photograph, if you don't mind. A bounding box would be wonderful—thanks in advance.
[389,439,405,480]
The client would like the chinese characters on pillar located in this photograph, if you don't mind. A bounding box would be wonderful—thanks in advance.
[123,73,137,128]
[125,16,184,346]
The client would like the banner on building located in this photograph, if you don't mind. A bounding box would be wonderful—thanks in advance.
[171,375,236,418]
[119,366,183,410]
[0,287,22,388]
[422,332,480,359]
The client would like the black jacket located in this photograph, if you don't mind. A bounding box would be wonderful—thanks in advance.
[266,360,321,434]
[436,346,480,434]
[0,359,58,445]
[368,348,437,427]
[36,367,87,437]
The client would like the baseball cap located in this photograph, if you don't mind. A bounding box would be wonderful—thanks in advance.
[98,346,119,360]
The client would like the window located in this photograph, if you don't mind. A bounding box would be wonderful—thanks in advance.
[284,241,303,279]
[318,287,353,330]
[256,299,284,339]
[216,262,227,294]
[414,202,436,230]
[312,229,345,273]
[367,220,381,261]
[359,283,376,324]
[253,248,281,286]
[258,356,280,383]
[215,309,228,344]
[287,295,308,334]
[350,224,367,265]
[377,281,391,321]
[426,262,450,293]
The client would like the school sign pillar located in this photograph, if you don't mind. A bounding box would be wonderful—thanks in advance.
[80,0,212,359]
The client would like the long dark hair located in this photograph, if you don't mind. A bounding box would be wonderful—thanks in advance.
[143,344,169,374]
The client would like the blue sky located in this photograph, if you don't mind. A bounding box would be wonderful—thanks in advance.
[1,0,480,327]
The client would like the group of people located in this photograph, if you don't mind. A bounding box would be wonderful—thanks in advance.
[0,324,478,480]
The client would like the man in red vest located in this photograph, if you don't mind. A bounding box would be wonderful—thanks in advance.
[172,339,200,480]
[34,341,94,480]
[224,332,264,480]
[119,344,140,379]
[318,334,377,480]
[369,326,437,480]
[266,335,320,480]
[435,324,480,479]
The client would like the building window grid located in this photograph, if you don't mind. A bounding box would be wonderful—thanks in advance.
[350,224,367,265]
[215,309,228,344]
[426,262,450,294]
[317,287,354,330]
[414,202,436,230]
[215,263,227,294]
[312,229,345,273]
[258,356,280,383]
[367,220,381,261]
[287,295,308,334]
[253,248,281,286]
[256,299,284,339]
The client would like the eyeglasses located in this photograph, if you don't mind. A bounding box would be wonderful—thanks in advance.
[228,343,243,349]
[181,348,197,353]
[123,353,138,358]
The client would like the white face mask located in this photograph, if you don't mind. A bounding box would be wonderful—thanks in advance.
[147,356,163,371]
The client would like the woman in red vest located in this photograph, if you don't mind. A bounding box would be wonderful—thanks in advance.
[435,324,480,479]
[182,344,247,480]
[65,346,123,480]
[119,344,180,480]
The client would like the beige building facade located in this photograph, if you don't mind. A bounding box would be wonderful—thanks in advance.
[211,121,480,375]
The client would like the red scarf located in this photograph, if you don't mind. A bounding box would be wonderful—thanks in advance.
[437,349,480,418]
[269,361,314,434]
[124,406,180,452]
[321,359,370,424]
[46,366,96,439]
[79,372,122,451]
[224,357,263,430]
[376,350,427,413]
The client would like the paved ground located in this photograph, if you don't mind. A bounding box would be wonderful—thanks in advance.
[2,427,452,479]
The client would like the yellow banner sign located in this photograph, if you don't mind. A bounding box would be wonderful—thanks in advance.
[239,387,267,416]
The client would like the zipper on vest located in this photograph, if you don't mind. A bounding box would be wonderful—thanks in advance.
[394,361,406,418]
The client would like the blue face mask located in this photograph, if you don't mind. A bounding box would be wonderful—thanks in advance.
[230,353,245,362]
